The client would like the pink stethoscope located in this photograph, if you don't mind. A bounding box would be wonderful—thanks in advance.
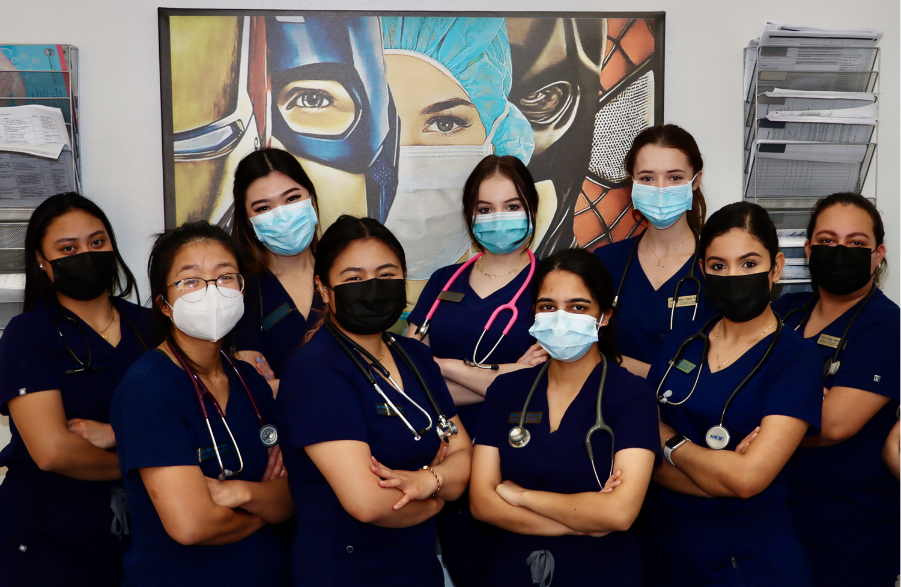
[416,249,536,369]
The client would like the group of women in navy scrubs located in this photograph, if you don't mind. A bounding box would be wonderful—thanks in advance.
[0,124,897,587]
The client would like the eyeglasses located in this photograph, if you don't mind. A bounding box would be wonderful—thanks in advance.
[168,273,245,301]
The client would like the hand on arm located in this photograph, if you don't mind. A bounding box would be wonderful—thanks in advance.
[8,391,121,480]
[801,386,890,447]
[660,415,809,499]
[141,465,265,545]
[620,356,651,379]
[469,445,583,536]
[497,448,656,533]
[67,418,116,449]
[235,351,279,396]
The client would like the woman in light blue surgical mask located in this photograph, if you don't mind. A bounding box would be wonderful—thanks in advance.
[231,148,323,395]
[594,124,715,380]
[470,248,660,586]
[406,154,546,587]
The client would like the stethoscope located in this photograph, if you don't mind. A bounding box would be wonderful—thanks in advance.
[508,353,613,490]
[416,249,536,369]
[781,284,875,379]
[167,341,278,481]
[655,313,783,450]
[614,231,700,329]
[324,316,459,444]
[53,301,148,375]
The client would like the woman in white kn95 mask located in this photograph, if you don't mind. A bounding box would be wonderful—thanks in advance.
[470,247,660,587]
[110,221,292,587]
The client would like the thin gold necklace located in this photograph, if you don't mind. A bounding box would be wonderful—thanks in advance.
[648,234,693,268]
[715,318,776,372]
[475,256,528,280]
[95,306,116,341]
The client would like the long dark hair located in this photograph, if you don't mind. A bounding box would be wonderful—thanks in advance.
[23,192,139,311]
[807,192,887,287]
[624,124,707,234]
[699,202,779,267]
[232,148,319,275]
[148,221,246,373]
[462,155,539,252]
[530,248,622,364]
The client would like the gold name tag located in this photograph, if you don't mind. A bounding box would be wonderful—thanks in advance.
[437,291,465,303]
[376,403,405,416]
[673,358,697,374]
[817,333,842,349]
[668,295,698,309]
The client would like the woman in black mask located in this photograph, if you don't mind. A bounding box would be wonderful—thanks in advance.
[0,192,149,586]
[645,202,822,587]
[771,192,898,587]
[275,215,472,586]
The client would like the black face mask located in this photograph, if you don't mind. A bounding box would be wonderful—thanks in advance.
[705,271,772,323]
[808,245,874,296]
[48,251,118,301]
[332,278,406,335]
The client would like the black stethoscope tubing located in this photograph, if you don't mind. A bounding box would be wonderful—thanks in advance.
[614,230,701,329]
[656,313,783,449]
[323,316,458,443]
[53,299,148,374]
[780,284,875,379]
[508,353,614,489]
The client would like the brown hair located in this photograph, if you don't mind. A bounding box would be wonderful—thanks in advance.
[807,192,887,286]
[461,155,539,252]
[624,124,706,234]
[232,148,318,275]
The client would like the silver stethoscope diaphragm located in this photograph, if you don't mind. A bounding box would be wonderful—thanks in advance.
[508,425,531,448]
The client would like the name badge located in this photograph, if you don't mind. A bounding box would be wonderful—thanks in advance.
[672,358,697,374]
[668,295,698,309]
[508,411,543,424]
[376,403,405,416]
[263,302,293,330]
[438,291,465,303]
[817,333,842,349]
[197,442,229,463]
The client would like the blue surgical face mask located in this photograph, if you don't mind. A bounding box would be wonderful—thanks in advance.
[630,173,699,229]
[472,211,533,255]
[528,310,602,362]
[249,199,318,257]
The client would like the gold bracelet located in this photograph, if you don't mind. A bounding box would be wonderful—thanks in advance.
[421,465,440,498]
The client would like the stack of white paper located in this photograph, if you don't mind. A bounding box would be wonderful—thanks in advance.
[765,103,877,125]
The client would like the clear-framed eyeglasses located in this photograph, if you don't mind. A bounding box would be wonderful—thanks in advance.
[168,273,245,301]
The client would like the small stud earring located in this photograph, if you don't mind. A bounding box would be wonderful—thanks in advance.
[39,264,44,269]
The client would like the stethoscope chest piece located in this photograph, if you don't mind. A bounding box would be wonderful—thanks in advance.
[437,417,459,444]
[509,425,531,448]
[260,424,279,447]
[705,425,730,450]
[824,359,840,378]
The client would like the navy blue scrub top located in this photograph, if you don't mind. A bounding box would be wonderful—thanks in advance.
[475,360,661,580]
[774,289,900,576]
[408,261,536,435]
[276,329,457,587]
[111,349,283,586]
[234,270,323,378]
[648,320,822,519]
[0,299,150,569]
[594,235,715,364]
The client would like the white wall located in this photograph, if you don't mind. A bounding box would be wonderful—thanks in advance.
[0,0,898,475]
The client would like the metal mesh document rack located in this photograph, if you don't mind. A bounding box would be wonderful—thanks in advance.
[0,44,79,334]
[743,44,879,295]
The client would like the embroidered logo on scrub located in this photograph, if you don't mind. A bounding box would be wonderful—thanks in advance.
[667,295,697,309]
[197,442,229,462]
[508,412,543,424]
[376,403,405,416]
[437,291,465,303]
[816,333,842,349]
[263,303,293,330]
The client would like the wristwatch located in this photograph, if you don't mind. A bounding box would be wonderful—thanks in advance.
[664,434,690,467]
